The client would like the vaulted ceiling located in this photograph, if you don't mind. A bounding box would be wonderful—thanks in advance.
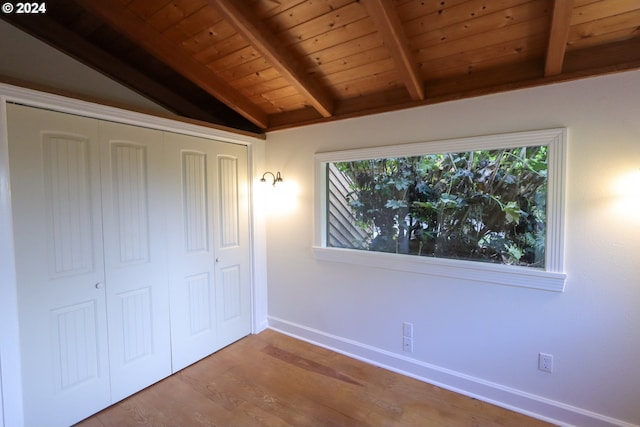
[3,0,640,135]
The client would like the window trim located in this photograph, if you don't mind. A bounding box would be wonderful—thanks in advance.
[313,128,567,292]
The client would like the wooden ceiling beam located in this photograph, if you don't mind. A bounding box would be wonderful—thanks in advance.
[212,0,334,118]
[76,0,269,129]
[562,37,640,75]
[545,0,574,76]
[364,0,424,101]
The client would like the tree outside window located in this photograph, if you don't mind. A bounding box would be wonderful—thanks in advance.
[328,146,547,268]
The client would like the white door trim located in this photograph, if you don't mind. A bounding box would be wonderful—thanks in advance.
[0,93,24,427]
[0,83,263,144]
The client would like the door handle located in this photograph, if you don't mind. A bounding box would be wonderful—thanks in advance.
[95,282,104,289]
[215,258,221,263]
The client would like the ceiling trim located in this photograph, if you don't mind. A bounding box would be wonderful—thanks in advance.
[0,80,265,141]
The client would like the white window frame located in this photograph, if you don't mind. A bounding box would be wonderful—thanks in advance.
[313,128,567,292]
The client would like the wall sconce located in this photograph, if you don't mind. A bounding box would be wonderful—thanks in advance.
[260,171,283,187]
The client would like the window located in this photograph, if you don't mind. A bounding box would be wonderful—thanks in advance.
[314,129,567,291]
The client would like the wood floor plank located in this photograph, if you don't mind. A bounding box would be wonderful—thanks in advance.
[74,329,556,427]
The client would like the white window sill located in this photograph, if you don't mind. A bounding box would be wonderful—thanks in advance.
[313,247,566,292]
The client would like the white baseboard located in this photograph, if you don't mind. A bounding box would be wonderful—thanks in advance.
[268,316,637,427]
[253,318,269,334]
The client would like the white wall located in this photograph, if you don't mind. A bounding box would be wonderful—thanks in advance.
[264,70,640,427]
[0,355,4,427]
[0,20,170,115]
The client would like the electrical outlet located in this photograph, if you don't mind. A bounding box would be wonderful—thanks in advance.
[403,336,413,353]
[538,352,553,373]
[402,322,413,338]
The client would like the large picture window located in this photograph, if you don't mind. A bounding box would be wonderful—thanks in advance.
[314,129,567,291]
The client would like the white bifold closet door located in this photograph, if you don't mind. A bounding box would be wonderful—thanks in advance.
[8,105,111,427]
[165,132,251,372]
[8,104,171,426]
[98,121,171,401]
[7,103,252,427]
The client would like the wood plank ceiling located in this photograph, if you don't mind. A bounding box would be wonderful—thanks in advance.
[3,0,640,134]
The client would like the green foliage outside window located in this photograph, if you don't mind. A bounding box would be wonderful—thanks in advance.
[329,146,548,267]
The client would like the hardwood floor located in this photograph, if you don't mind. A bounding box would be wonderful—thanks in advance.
[75,329,556,427]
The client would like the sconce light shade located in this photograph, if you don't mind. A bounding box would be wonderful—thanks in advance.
[260,171,283,187]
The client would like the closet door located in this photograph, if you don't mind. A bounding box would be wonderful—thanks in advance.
[165,133,251,372]
[7,104,110,427]
[213,142,252,347]
[99,121,171,401]
[165,133,218,371]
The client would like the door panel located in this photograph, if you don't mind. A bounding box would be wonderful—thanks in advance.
[165,133,251,372]
[110,143,150,264]
[165,133,218,371]
[42,133,95,278]
[7,104,110,427]
[182,151,209,252]
[214,148,252,347]
[51,300,102,390]
[99,121,171,401]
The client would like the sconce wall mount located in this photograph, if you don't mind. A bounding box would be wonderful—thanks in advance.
[260,171,283,187]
